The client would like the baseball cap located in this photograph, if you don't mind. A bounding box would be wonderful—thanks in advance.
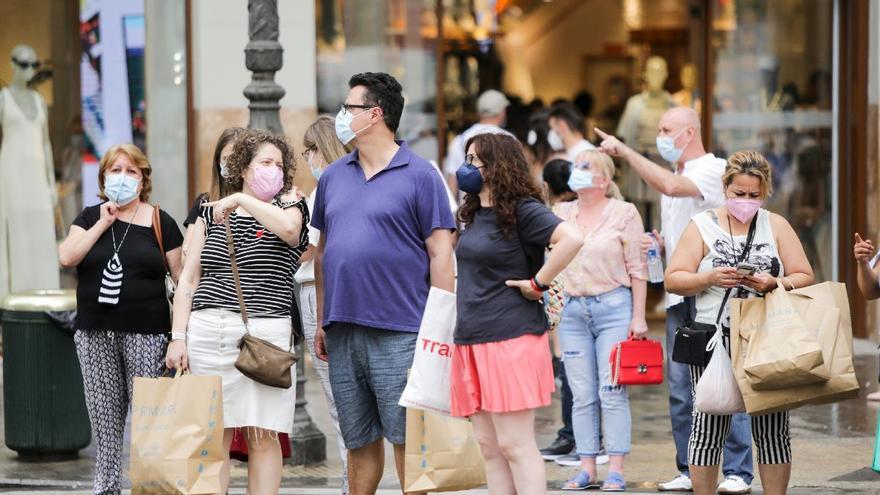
[477,90,510,117]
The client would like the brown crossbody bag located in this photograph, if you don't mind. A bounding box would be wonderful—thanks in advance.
[224,218,297,389]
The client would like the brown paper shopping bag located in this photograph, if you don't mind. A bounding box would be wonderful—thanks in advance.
[742,281,829,390]
[404,408,487,492]
[731,282,860,416]
[130,373,225,494]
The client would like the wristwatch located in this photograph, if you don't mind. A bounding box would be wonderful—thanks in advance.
[171,331,186,341]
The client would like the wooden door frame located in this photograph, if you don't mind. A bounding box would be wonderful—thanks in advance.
[837,0,870,338]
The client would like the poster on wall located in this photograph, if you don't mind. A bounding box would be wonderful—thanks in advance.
[79,0,145,207]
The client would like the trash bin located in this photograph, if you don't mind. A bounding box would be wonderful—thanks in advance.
[0,289,91,461]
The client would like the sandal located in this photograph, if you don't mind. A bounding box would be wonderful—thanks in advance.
[601,472,626,492]
[562,470,601,490]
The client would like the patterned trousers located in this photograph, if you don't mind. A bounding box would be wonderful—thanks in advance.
[687,333,791,466]
[74,330,167,495]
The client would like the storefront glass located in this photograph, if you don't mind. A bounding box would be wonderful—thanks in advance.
[315,0,438,161]
[711,0,834,280]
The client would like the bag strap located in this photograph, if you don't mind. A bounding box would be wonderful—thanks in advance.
[713,213,759,326]
[152,205,169,274]
[224,218,250,332]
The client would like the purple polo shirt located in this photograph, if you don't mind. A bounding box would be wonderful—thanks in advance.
[311,141,456,332]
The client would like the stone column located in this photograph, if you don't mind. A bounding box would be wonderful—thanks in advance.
[244,0,326,465]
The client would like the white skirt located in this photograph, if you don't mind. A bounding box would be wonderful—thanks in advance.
[187,308,296,434]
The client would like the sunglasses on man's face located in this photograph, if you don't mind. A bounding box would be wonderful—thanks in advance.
[12,57,40,70]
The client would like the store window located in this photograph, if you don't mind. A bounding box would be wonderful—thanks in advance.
[315,0,439,161]
[711,0,834,281]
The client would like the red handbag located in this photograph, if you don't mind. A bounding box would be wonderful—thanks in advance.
[609,338,664,386]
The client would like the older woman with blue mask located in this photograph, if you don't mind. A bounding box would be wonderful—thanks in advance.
[553,150,648,491]
[58,144,184,495]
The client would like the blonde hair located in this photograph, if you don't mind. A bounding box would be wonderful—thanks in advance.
[723,150,773,198]
[98,144,152,202]
[303,115,352,164]
[575,150,623,200]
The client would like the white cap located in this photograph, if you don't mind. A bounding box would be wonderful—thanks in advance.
[477,90,510,117]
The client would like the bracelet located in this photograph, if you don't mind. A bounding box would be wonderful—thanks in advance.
[171,331,186,341]
[530,277,550,293]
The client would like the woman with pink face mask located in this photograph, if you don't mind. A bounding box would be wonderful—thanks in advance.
[665,150,814,495]
[164,129,309,495]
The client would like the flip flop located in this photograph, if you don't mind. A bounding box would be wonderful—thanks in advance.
[562,470,601,490]
[601,472,626,492]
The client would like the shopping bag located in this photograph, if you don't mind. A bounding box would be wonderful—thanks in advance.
[404,408,486,492]
[399,287,457,414]
[130,372,225,494]
[742,280,829,390]
[694,327,746,415]
[730,282,859,415]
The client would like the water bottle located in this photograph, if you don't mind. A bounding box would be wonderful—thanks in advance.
[646,234,664,283]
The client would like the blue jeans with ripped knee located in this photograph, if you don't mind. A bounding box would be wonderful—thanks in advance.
[559,287,632,458]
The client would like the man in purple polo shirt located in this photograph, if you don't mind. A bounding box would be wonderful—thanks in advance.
[312,72,456,495]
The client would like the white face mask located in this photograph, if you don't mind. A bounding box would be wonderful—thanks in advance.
[527,130,538,146]
[547,129,565,151]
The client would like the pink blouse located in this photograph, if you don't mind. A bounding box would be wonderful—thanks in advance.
[553,199,648,297]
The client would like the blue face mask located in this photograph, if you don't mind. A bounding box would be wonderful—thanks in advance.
[656,127,689,163]
[104,173,140,205]
[567,168,596,191]
[335,106,374,145]
[456,162,484,194]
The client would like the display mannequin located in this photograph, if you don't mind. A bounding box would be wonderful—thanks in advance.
[672,63,701,115]
[0,44,60,298]
[616,56,676,230]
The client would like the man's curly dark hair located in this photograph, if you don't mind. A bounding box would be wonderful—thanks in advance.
[224,128,296,195]
[457,133,543,236]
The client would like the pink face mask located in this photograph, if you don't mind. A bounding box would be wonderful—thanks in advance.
[247,165,284,201]
[727,198,762,223]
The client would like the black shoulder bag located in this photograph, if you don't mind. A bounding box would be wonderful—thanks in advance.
[672,213,757,367]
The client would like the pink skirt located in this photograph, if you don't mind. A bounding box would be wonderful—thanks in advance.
[450,332,555,417]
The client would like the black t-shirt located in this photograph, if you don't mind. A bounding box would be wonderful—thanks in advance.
[73,204,184,333]
[183,193,208,227]
[454,198,562,345]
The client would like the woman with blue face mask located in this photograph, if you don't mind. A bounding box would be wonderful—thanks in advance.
[296,114,352,495]
[554,150,649,491]
[57,144,184,495]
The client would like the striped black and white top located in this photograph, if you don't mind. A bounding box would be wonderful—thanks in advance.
[191,198,309,318]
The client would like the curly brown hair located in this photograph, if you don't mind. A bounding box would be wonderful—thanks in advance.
[457,133,543,236]
[224,128,296,194]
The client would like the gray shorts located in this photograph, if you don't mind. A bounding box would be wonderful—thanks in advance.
[325,322,417,450]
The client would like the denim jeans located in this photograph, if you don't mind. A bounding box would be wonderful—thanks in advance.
[559,287,632,457]
[666,298,754,482]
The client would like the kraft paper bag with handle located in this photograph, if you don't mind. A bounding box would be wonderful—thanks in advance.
[730,282,859,416]
[130,372,225,495]
[399,287,457,414]
[742,280,829,390]
[404,408,487,492]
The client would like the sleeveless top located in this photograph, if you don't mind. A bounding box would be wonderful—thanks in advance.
[191,198,309,318]
[692,208,784,327]
[0,87,59,298]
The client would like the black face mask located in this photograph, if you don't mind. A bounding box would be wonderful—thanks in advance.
[456,162,484,194]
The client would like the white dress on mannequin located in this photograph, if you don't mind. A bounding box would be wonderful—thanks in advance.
[0,87,60,298]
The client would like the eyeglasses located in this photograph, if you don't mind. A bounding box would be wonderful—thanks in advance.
[301,146,316,162]
[340,103,375,116]
[11,57,40,70]
[465,153,483,168]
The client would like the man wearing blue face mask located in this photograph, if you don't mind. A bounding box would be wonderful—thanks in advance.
[596,107,754,495]
[311,72,456,495]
